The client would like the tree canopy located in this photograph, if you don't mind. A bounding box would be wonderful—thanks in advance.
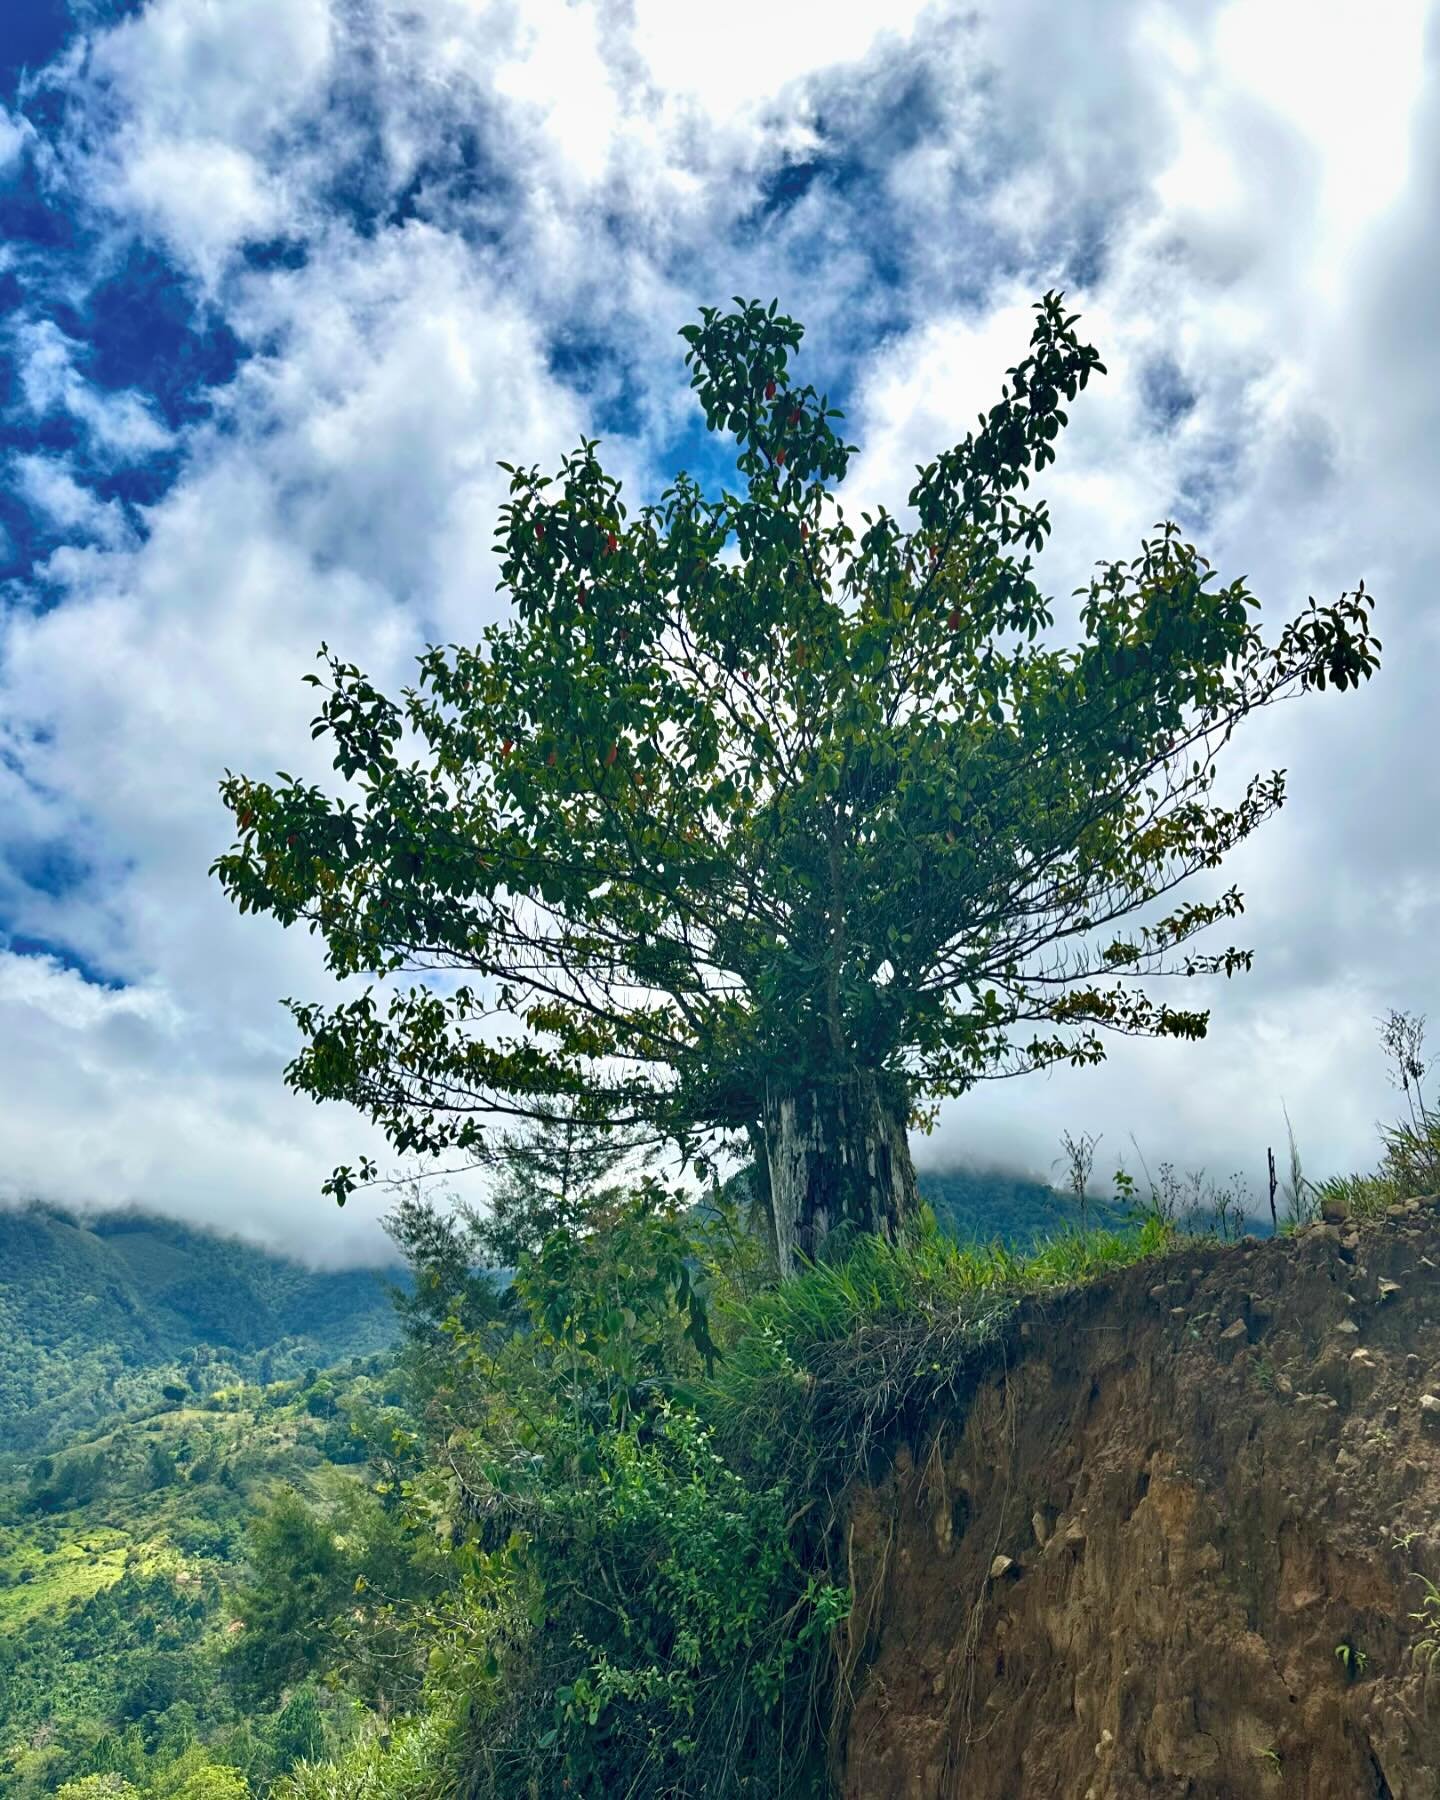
[213,291,1378,1260]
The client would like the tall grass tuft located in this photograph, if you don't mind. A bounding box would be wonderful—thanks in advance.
[1306,1009,1440,1224]
[699,1207,1171,1502]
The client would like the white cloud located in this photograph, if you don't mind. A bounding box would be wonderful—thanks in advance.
[90,0,334,145]
[12,319,172,456]
[0,227,598,1257]
[116,138,283,278]
[0,950,396,1265]
[220,224,597,629]
[0,106,30,168]
[13,454,133,547]
[630,0,934,114]
[66,0,334,280]
[491,0,620,184]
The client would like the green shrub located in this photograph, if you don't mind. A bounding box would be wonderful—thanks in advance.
[276,1712,452,1800]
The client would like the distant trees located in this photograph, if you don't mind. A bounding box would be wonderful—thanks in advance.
[227,1483,435,1714]
[25,1449,106,1514]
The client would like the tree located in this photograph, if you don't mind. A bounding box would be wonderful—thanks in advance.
[147,1753,250,1800]
[269,1685,327,1773]
[213,292,1379,1271]
[227,1491,350,1702]
[476,1098,637,1264]
[382,1179,513,1349]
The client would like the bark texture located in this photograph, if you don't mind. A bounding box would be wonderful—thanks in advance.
[763,1072,917,1277]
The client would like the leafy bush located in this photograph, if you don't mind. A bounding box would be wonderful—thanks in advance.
[448,1404,845,1799]
[276,1712,452,1800]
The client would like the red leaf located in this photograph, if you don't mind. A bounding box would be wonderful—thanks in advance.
[765,379,776,400]
[604,532,618,556]
[947,608,961,630]
[605,744,618,767]
[774,449,786,466]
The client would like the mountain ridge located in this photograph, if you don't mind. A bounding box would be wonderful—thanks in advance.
[0,1201,403,1455]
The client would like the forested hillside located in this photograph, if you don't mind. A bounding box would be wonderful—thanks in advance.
[0,1207,401,1455]
[919,1165,1137,1242]
[0,1355,407,1797]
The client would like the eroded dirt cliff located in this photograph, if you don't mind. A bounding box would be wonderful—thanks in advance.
[840,1200,1440,1799]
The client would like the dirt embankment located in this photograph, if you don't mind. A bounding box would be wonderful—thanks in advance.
[840,1200,1440,1799]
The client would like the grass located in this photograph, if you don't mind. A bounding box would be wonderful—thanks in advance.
[740,1206,1172,1350]
[699,1207,1173,1499]
[0,1533,133,1628]
[1409,1574,1440,1669]
[1335,1642,1368,1677]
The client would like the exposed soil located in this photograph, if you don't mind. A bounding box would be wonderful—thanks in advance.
[839,1199,1440,1799]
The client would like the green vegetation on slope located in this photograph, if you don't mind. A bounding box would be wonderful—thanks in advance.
[259,1191,1176,1800]
[918,1165,1141,1245]
[0,1355,407,1799]
[0,1206,401,1455]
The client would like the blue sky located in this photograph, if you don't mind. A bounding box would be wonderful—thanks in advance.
[1,0,1437,1261]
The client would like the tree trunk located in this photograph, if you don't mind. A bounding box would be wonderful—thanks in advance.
[744,1121,780,1267]
[763,1072,918,1278]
